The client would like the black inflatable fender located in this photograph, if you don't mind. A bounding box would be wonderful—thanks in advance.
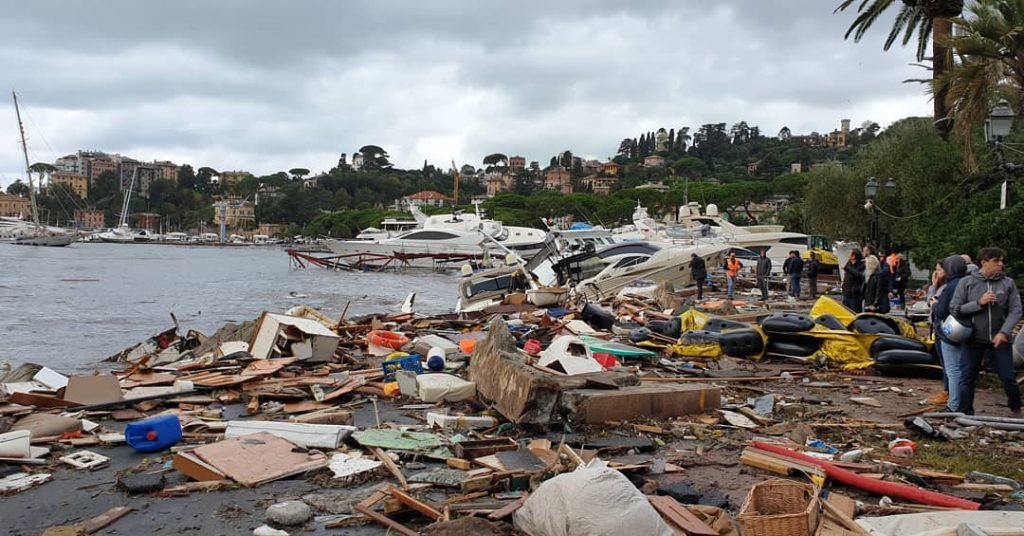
[873,348,936,365]
[582,303,615,330]
[678,330,722,345]
[765,339,821,357]
[848,316,898,335]
[719,328,765,358]
[703,317,750,333]
[870,335,928,355]
[814,314,848,331]
[760,312,816,333]
[629,327,653,343]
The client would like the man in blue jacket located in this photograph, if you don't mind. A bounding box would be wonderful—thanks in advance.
[950,247,1023,415]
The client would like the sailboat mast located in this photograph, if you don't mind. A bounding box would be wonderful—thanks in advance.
[12,91,41,228]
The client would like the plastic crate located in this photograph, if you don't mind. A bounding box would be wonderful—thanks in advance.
[382,354,423,381]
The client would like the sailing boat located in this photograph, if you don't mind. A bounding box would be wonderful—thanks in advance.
[9,91,76,247]
[98,167,140,243]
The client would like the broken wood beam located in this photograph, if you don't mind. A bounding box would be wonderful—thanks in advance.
[370,447,408,490]
[387,486,443,521]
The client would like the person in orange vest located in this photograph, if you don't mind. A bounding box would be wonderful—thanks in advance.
[723,252,742,299]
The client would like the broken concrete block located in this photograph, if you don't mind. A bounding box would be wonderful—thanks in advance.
[265,500,312,526]
[253,525,290,536]
[117,472,166,494]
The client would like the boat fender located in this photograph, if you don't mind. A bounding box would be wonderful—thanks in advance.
[629,327,653,343]
[873,349,936,366]
[582,303,615,331]
[760,312,815,333]
[765,339,821,357]
[702,317,750,333]
[849,317,897,335]
[678,330,722,345]
[765,332,822,347]
[813,314,848,331]
[870,336,928,355]
[719,328,765,358]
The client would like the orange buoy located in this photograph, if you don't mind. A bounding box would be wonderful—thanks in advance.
[367,330,409,350]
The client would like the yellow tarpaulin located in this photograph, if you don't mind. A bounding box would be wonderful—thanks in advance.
[809,295,856,326]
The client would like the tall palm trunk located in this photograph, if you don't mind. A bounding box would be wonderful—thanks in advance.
[933,14,955,137]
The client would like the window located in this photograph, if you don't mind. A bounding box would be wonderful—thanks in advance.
[467,275,513,297]
[780,236,808,246]
[597,243,660,258]
[612,256,648,269]
[401,231,460,240]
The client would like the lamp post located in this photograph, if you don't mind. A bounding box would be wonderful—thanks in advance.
[864,177,896,248]
[985,99,1015,209]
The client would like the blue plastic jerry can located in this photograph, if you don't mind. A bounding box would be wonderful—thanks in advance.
[125,414,182,453]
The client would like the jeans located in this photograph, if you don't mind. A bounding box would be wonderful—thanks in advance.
[726,275,736,298]
[808,276,817,299]
[756,277,768,300]
[695,278,704,300]
[958,341,1022,414]
[842,296,863,313]
[789,274,801,298]
[939,340,963,412]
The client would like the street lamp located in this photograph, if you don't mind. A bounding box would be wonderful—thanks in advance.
[986,100,1015,209]
[863,177,896,248]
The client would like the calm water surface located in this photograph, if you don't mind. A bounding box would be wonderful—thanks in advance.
[0,243,459,371]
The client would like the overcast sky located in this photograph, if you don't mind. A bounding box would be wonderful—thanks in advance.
[1,1,932,187]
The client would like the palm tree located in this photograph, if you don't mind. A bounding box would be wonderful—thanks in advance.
[934,0,1024,167]
[835,0,966,135]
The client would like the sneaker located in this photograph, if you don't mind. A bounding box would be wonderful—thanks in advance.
[926,391,949,405]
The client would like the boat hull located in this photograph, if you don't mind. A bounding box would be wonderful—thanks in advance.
[12,234,76,247]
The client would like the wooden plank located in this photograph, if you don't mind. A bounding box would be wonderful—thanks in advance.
[192,432,327,487]
[446,458,473,471]
[371,447,408,490]
[487,494,528,521]
[953,483,1014,492]
[648,496,718,536]
[387,486,442,521]
[821,498,871,536]
[354,491,418,536]
[83,506,133,534]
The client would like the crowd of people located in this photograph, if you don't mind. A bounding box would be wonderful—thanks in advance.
[842,246,1022,416]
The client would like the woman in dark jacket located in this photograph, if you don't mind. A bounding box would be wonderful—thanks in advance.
[842,250,865,312]
[863,255,891,313]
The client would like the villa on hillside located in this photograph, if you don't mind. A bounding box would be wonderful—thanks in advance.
[395,190,454,210]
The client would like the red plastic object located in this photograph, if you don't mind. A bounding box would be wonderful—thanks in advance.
[751,441,980,510]
[592,352,620,369]
[146,431,158,441]
[523,339,542,355]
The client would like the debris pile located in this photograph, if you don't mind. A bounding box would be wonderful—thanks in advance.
[2,292,1023,535]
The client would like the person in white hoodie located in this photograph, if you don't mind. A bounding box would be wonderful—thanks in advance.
[950,247,1022,415]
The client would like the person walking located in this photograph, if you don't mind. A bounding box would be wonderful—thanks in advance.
[863,255,891,313]
[724,252,741,300]
[806,252,820,300]
[893,253,912,309]
[691,253,707,301]
[932,255,968,412]
[950,247,1023,416]
[788,251,804,299]
[842,250,865,313]
[755,250,772,301]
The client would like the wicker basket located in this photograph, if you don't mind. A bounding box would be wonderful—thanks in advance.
[737,479,819,536]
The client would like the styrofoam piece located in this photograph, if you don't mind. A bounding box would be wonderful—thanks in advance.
[416,374,475,403]
[538,336,603,375]
[0,430,31,458]
[225,420,356,449]
[33,367,69,390]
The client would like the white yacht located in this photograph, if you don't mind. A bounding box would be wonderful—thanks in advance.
[324,205,547,269]
[629,203,836,273]
[98,168,156,243]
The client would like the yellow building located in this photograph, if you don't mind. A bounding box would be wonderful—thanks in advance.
[212,198,256,230]
[0,192,32,218]
[49,172,89,198]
